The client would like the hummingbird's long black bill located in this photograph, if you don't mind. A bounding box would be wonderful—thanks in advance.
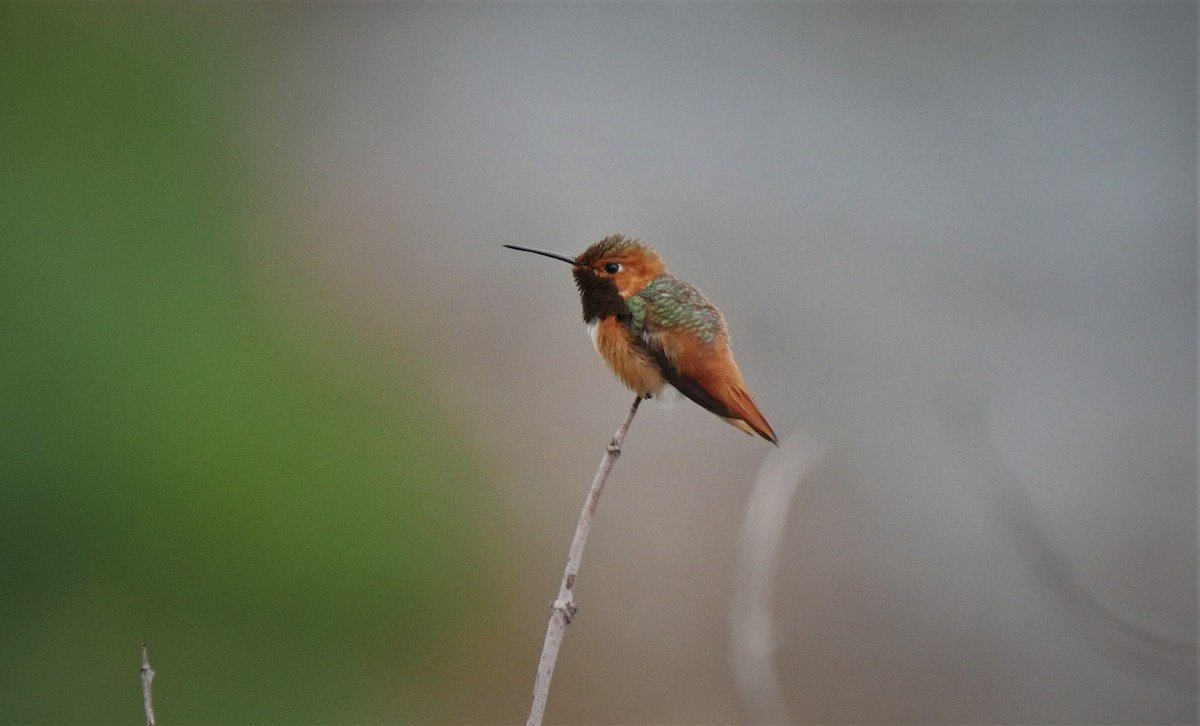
[502,244,578,266]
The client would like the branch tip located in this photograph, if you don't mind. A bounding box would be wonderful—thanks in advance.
[140,642,157,726]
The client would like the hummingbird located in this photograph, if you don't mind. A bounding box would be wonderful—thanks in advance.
[504,234,778,444]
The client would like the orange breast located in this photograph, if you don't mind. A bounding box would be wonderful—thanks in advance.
[591,317,666,397]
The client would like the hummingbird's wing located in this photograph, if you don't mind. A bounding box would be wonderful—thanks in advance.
[647,339,779,444]
[630,279,778,444]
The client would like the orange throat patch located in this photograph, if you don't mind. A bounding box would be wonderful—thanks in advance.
[588,317,665,397]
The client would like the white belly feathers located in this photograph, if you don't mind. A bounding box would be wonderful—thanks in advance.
[586,320,600,352]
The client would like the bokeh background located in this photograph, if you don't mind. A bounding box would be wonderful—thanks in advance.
[1,2,1194,723]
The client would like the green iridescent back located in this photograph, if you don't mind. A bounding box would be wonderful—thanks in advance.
[626,275,725,345]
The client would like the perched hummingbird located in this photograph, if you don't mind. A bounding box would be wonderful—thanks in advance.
[504,234,778,444]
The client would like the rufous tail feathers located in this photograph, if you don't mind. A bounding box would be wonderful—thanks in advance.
[719,384,778,444]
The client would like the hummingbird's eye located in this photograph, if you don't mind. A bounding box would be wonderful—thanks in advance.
[604,262,621,274]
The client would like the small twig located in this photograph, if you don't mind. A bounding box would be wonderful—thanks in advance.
[526,395,642,726]
[730,432,828,723]
[140,642,157,726]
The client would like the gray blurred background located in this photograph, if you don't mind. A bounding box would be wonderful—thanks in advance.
[3,2,1195,723]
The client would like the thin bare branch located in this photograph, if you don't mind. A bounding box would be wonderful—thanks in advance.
[731,432,828,723]
[526,395,642,726]
[140,642,157,726]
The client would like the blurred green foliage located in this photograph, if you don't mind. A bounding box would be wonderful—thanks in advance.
[0,6,500,722]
